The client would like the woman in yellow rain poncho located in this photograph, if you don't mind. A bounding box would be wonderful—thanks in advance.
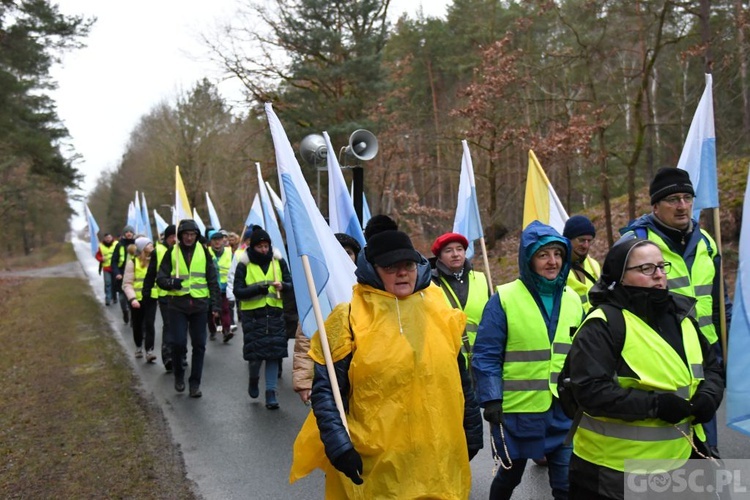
[290,229,484,499]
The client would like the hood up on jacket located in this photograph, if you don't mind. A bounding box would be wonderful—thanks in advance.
[517,220,572,296]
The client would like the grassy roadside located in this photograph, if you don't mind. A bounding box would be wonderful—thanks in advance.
[0,244,198,498]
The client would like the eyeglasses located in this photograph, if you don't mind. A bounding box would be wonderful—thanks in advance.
[624,262,672,276]
[661,194,694,206]
[378,261,418,274]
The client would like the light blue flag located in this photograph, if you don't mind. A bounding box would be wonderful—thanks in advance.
[127,202,138,230]
[205,192,222,230]
[133,191,144,235]
[153,209,168,236]
[453,140,484,260]
[266,103,356,338]
[727,166,750,437]
[84,203,100,257]
[140,193,153,241]
[192,208,206,235]
[244,194,264,229]
[677,73,718,221]
[325,131,366,248]
[256,163,288,263]
[349,181,372,228]
[265,181,285,227]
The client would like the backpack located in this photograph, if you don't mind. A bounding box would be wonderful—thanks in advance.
[557,303,625,420]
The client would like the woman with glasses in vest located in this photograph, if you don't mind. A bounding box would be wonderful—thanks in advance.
[473,220,584,500]
[233,226,292,410]
[566,237,723,500]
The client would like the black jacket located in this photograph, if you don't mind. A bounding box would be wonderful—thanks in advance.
[155,243,221,315]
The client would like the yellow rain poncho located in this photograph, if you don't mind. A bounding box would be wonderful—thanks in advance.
[290,283,472,499]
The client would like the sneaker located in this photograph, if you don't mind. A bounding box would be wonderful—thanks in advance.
[174,376,185,393]
[229,325,237,334]
[223,331,234,343]
[146,350,156,363]
[265,390,279,409]
[134,347,143,358]
[189,385,202,398]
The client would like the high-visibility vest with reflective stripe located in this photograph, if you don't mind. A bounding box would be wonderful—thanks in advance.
[498,279,582,413]
[99,243,116,267]
[209,247,232,287]
[165,245,210,298]
[115,244,127,268]
[440,270,489,361]
[573,307,705,472]
[566,256,600,312]
[240,260,283,310]
[154,242,168,298]
[647,228,717,344]
[132,257,157,300]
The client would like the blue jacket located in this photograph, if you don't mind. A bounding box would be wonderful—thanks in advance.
[472,221,576,459]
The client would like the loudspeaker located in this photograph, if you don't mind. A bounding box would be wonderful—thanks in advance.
[345,129,378,161]
[299,134,328,165]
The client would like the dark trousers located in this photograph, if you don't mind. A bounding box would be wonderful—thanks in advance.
[169,308,208,388]
[490,444,571,500]
[130,299,157,351]
[158,299,171,366]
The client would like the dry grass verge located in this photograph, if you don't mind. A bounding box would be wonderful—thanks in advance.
[0,246,198,499]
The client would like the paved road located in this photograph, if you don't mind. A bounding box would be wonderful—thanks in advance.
[70,238,749,499]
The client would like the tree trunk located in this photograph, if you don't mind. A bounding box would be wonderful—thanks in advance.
[736,0,750,136]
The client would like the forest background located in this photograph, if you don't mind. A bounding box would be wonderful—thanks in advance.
[3,0,750,282]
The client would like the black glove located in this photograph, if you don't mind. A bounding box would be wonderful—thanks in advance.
[656,393,692,424]
[257,281,270,294]
[332,448,363,485]
[483,400,504,425]
[690,393,716,424]
[468,447,480,461]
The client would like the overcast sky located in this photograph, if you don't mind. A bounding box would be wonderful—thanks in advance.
[50,0,450,229]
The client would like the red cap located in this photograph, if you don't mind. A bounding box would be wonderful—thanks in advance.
[431,232,469,256]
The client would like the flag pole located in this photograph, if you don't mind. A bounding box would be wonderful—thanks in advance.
[174,166,180,279]
[713,208,727,362]
[478,236,494,290]
[301,254,350,434]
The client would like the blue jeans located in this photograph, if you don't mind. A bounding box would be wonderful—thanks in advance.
[249,359,279,392]
[169,308,208,387]
[489,442,571,500]
[102,271,113,304]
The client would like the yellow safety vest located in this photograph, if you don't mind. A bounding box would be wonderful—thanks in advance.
[647,228,718,344]
[154,242,168,298]
[240,260,283,310]
[573,308,705,472]
[209,247,232,286]
[166,245,210,298]
[99,242,116,267]
[566,256,601,311]
[498,279,582,413]
[439,270,489,365]
[132,257,157,301]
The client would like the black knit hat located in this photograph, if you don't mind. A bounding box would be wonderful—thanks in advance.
[649,167,695,205]
[563,215,596,239]
[163,224,176,238]
[365,230,421,267]
[249,225,272,247]
[335,233,361,259]
[364,214,398,242]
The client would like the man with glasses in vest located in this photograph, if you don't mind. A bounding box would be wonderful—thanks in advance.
[156,219,221,398]
[563,216,601,312]
[430,232,491,371]
[621,167,731,457]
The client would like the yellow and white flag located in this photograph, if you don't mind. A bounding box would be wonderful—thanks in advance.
[174,165,192,224]
[522,150,569,233]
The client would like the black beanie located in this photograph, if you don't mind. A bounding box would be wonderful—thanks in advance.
[365,230,421,267]
[649,167,695,205]
[249,226,271,247]
[163,224,176,238]
[563,215,596,240]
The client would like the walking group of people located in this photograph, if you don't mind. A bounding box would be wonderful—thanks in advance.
[93,166,729,499]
